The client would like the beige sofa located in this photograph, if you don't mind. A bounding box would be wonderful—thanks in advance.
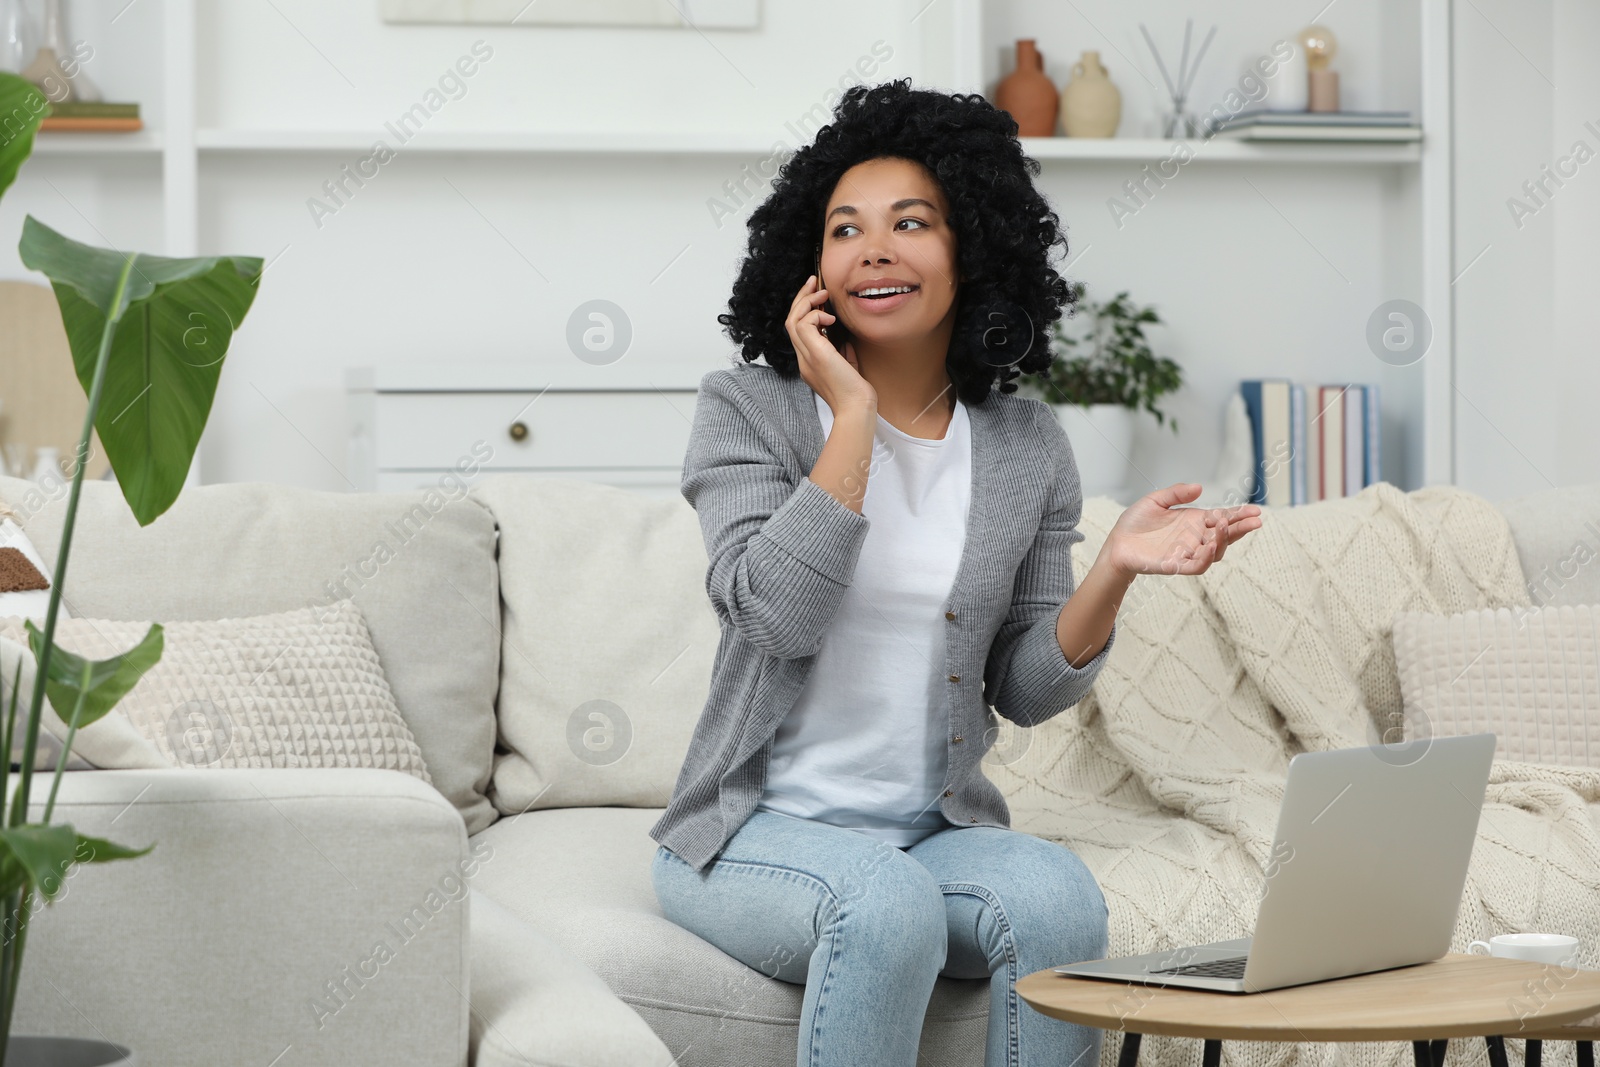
[0,472,1595,1067]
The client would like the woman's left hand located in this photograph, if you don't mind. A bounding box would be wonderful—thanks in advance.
[1102,482,1263,580]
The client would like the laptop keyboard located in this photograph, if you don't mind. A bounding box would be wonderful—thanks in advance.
[1149,956,1248,979]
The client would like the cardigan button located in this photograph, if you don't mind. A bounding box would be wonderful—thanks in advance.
[947,674,960,683]
[952,735,963,743]
[943,789,953,797]
[944,610,957,621]
[968,817,977,823]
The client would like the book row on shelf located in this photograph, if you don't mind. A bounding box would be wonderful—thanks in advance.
[38,101,141,131]
[1207,108,1421,142]
[1241,379,1380,508]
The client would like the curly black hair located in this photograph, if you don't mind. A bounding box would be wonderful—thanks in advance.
[718,78,1077,406]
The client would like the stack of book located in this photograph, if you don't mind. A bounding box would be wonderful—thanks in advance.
[39,102,142,132]
[1206,109,1420,142]
[1240,379,1380,507]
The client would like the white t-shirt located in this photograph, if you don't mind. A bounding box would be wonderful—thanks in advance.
[756,390,972,847]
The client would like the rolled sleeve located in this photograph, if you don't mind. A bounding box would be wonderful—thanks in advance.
[995,612,1116,727]
[759,474,870,585]
[684,369,870,660]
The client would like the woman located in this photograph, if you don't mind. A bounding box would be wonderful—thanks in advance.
[650,79,1261,1067]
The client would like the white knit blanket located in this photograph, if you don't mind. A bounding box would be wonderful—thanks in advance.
[991,483,1600,1067]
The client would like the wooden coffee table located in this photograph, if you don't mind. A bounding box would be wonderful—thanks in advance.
[1502,1019,1600,1067]
[1018,955,1600,1067]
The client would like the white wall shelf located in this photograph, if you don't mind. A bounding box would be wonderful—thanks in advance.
[1019,137,1421,165]
[189,128,1420,164]
[347,360,711,393]
[194,128,785,155]
[0,0,1458,496]
[31,132,165,155]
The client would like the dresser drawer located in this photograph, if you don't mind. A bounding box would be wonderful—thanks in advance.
[372,391,694,471]
[375,468,682,497]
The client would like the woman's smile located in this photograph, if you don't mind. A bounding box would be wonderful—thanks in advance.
[847,278,922,314]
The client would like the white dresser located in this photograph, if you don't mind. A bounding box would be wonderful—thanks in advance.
[346,361,713,498]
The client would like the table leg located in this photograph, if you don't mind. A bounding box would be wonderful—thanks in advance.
[1486,1036,1510,1067]
[1578,1042,1593,1067]
[1413,1039,1449,1067]
[1527,1040,1541,1067]
[1203,1040,1222,1067]
[1117,1032,1141,1067]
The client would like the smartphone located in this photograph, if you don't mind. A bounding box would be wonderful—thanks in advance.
[814,245,849,353]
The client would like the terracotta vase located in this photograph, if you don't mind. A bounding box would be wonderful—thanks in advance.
[1060,51,1121,138]
[994,39,1058,137]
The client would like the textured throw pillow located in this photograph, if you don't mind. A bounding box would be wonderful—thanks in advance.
[1392,604,1599,766]
[0,635,166,771]
[0,600,431,782]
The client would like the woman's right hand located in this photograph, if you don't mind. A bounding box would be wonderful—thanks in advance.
[786,275,876,413]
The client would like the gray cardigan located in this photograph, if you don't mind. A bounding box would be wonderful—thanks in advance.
[649,361,1116,872]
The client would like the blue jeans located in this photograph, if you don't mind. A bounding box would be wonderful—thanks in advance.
[651,809,1109,1067]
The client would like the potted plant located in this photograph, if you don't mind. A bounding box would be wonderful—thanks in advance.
[0,72,263,1065]
[1018,281,1182,497]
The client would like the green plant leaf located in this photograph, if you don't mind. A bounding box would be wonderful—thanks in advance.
[0,73,47,204]
[0,825,77,902]
[16,216,264,525]
[1043,285,1183,430]
[22,621,164,730]
[71,830,153,864]
[0,825,151,903]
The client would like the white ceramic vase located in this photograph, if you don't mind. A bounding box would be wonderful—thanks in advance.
[30,445,61,484]
[1263,41,1308,111]
[1052,403,1136,497]
[0,0,35,74]
[1059,51,1121,138]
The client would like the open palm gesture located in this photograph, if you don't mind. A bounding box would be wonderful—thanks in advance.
[1104,483,1263,578]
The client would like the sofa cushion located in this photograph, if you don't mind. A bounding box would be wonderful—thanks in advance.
[1393,604,1599,766]
[0,475,500,835]
[468,887,676,1067]
[1,601,432,781]
[469,476,718,814]
[1498,481,1600,607]
[468,806,989,1067]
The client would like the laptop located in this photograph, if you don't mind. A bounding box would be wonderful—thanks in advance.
[1053,733,1496,993]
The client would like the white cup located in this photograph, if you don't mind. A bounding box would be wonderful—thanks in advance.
[1469,933,1581,966]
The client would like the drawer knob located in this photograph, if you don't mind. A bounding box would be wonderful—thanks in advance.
[508,421,529,442]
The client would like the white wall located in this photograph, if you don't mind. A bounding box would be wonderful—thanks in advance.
[193,0,927,489]
[197,0,1426,495]
[1026,160,1415,493]
[1453,0,1600,499]
[9,1,1581,500]
[1549,0,1600,491]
